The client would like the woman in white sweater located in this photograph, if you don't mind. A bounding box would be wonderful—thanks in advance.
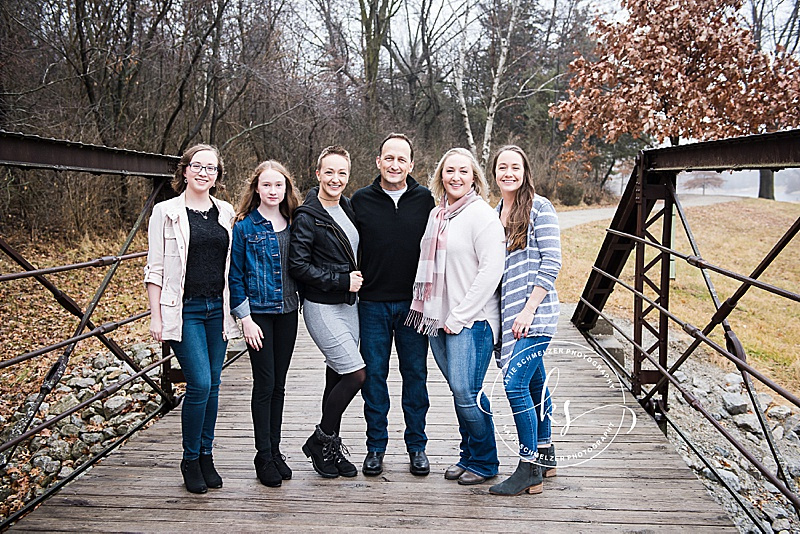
[407,148,506,485]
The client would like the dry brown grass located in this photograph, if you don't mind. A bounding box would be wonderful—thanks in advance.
[0,230,151,421]
[557,198,800,393]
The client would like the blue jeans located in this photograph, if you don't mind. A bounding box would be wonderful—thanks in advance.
[170,297,227,460]
[504,336,553,459]
[359,300,429,452]
[429,321,498,477]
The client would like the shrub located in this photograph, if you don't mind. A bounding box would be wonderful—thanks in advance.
[559,181,584,206]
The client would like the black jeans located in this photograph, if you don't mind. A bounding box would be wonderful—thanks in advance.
[248,310,298,457]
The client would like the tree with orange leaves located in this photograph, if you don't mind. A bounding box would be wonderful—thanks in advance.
[550,0,800,151]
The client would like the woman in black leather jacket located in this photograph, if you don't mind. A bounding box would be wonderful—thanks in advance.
[289,145,365,479]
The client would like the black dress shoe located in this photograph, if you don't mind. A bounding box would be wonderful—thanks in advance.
[363,451,384,476]
[409,451,430,476]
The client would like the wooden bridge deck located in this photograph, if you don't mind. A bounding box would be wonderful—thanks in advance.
[12,310,734,532]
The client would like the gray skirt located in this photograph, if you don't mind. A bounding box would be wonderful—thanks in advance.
[302,300,364,374]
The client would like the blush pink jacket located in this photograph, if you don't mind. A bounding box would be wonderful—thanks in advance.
[144,193,239,342]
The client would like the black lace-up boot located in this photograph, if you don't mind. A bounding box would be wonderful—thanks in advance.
[302,425,339,478]
[332,434,358,477]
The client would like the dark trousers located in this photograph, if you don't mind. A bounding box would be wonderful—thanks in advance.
[247,310,298,457]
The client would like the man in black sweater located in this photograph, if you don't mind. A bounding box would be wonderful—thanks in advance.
[350,133,435,477]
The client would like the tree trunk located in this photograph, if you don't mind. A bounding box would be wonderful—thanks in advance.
[759,169,775,199]
[454,5,477,157]
[479,0,520,171]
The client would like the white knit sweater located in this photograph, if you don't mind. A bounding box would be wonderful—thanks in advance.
[440,199,506,342]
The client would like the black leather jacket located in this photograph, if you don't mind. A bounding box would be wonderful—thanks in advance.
[288,187,359,305]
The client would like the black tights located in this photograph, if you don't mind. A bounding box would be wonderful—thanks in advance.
[320,366,366,435]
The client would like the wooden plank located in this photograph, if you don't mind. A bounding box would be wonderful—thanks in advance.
[10,314,735,532]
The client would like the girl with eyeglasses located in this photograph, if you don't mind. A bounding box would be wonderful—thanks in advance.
[144,144,238,494]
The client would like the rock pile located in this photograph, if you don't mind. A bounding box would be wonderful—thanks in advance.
[586,304,800,534]
[669,362,800,534]
[0,343,163,520]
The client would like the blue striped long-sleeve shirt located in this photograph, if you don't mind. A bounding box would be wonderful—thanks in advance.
[496,194,562,373]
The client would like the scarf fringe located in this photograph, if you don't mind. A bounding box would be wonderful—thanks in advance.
[412,281,431,301]
[404,309,441,336]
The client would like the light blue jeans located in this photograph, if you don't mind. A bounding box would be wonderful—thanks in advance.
[503,336,553,459]
[170,297,227,460]
[429,321,499,477]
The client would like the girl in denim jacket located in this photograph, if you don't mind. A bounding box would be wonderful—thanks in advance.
[229,160,301,488]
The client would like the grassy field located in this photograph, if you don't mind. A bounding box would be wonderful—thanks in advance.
[556,197,800,393]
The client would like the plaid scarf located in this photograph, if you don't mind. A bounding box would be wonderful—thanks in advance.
[406,190,479,335]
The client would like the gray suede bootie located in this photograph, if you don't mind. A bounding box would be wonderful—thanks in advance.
[488,460,543,496]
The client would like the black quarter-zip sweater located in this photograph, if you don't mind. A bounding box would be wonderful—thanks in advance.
[350,175,435,301]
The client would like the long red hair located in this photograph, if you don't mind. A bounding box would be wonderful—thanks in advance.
[235,160,300,223]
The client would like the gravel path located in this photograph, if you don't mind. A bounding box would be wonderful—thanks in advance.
[558,194,744,229]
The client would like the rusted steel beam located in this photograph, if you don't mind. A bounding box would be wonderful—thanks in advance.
[605,228,800,302]
[573,165,646,330]
[0,312,150,370]
[0,130,178,177]
[0,251,147,282]
[0,182,167,466]
[645,128,800,172]
[590,265,800,409]
[637,216,800,408]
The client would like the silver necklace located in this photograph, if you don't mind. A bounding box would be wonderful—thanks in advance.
[188,206,211,219]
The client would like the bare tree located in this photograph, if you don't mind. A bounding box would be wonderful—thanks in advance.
[454,0,565,170]
[384,0,460,139]
[360,0,401,114]
[682,171,726,195]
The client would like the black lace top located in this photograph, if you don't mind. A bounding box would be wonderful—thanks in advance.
[184,204,229,299]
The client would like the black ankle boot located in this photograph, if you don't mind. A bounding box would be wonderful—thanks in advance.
[302,425,339,478]
[255,454,282,487]
[272,451,292,480]
[537,444,557,478]
[181,458,208,494]
[198,454,223,489]
[332,434,358,477]
[488,460,543,496]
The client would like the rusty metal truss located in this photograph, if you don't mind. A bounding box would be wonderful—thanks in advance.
[0,130,243,529]
[573,128,800,529]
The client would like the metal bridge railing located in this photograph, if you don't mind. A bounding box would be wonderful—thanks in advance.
[0,131,244,529]
[572,128,800,532]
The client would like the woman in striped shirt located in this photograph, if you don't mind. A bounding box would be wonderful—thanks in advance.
[489,145,562,497]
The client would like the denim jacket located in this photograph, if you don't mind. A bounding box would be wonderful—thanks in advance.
[229,209,289,317]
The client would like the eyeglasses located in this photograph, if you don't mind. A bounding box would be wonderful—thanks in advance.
[187,162,219,175]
